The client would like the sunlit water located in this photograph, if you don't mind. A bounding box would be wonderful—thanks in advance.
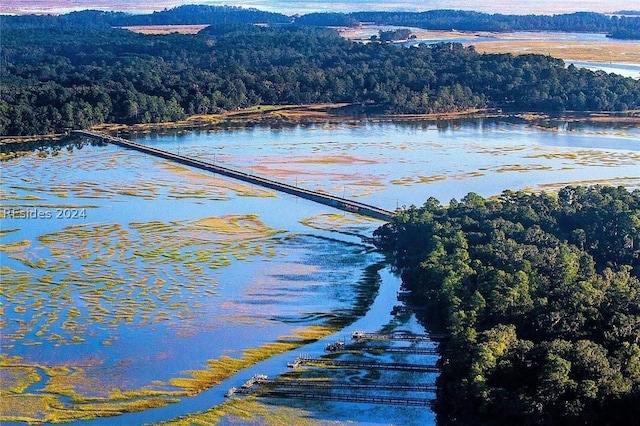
[566,61,640,79]
[135,118,640,209]
[1,117,638,425]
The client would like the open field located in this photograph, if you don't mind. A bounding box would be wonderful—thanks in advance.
[122,25,210,35]
[339,28,640,64]
[474,38,640,64]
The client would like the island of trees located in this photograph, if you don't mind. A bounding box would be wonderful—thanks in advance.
[374,185,640,425]
[2,12,640,136]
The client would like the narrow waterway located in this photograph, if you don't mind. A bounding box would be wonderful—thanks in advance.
[71,261,436,425]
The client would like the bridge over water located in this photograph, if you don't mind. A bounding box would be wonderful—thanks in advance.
[73,130,394,221]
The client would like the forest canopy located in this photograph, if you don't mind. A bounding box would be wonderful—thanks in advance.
[3,6,639,39]
[2,20,639,136]
[374,186,640,425]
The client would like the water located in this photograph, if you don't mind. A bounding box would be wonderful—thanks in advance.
[133,118,640,209]
[1,117,639,425]
[403,31,636,47]
[567,61,640,79]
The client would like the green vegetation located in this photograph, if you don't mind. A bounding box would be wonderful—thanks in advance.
[2,19,639,136]
[0,5,291,28]
[607,28,640,40]
[4,6,638,39]
[375,28,415,42]
[374,186,640,425]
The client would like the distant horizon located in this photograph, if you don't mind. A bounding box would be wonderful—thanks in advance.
[1,0,635,16]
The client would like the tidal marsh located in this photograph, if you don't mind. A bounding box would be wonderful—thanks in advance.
[1,118,638,425]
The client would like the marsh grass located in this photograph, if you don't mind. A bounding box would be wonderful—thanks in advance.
[300,213,374,232]
[341,28,640,64]
[526,149,640,167]
[0,354,186,424]
[1,209,335,423]
[5,146,278,204]
[0,365,41,394]
[0,228,20,237]
[538,177,640,191]
[0,214,294,424]
[155,395,319,426]
[0,393,179,424]
[0,239,30,253]
[474,39,640,63]
[169,326,335,395]
[391,174,447,185]
[159,162,276,198]
[494,164,554,173]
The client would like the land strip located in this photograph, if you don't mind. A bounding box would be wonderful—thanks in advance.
[2,105,639,146]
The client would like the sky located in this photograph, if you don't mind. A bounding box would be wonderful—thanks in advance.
[1,0,634,15]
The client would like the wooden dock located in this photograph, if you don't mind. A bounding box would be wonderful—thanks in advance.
[325,342,438,355]
[360,346,439,355]
[287,355,438,372]
[261,390,433,406]
[351,331,447,342]
[269,380,436,392]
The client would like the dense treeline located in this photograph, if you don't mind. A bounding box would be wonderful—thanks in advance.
[1,5,291,28]
[607,28,640,40]
[376,28,415,42]
[374,186,640,425]
[2,21,639,136]
[349,11,640,39]
[3,5,639,39]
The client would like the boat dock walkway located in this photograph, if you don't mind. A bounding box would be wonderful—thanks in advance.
[353,346,439,355]
[262,390,433,406]
[268,380,435,392]
[72,130,394,221]
[351,330,448,341]
[287,355,438,372]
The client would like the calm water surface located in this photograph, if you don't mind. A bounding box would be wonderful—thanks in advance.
[135,118,640,209]
[1,118,638,425]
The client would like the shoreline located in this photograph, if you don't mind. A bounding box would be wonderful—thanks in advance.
[1,104,639,145]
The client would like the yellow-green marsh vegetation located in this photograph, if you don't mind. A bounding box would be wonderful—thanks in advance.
[300,213,378,232]
[156,395,320,426]
[168,325,334,395]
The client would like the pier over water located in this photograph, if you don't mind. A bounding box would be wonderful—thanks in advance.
[73,130,394,221]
